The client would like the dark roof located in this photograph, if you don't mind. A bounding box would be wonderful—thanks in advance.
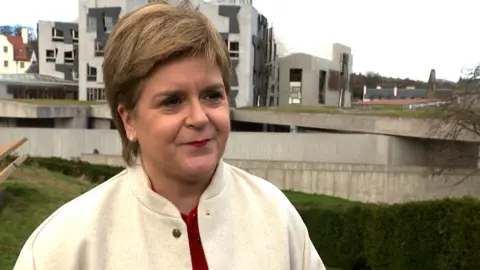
[25,62,38,74]
[0,74,77,87]
[354,98,448,106]
[364,88,454,100]
[396,89,428,99]
[25,40,38,61]
[364,89,395,99]
[26,47,34,59]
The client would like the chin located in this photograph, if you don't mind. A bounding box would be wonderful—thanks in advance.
[182,155,219,177]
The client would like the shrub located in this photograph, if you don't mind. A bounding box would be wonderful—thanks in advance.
[3,155,124,184]
[298,198,480,270]
[364,198,480,270]
[298,205,372,269]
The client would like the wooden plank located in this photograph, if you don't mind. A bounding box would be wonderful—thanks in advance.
[0,155,28,185]
[0,138,27,161]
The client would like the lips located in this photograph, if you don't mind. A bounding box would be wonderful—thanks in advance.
[186,139,211,147]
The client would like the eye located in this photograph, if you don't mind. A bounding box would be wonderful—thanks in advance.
[202,91,224,101]
[161,95,183,107]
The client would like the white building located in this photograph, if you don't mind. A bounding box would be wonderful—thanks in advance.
[278,43,353,107]
[0,29,33,74]
[37,21,79,82]
[77,0,276,107]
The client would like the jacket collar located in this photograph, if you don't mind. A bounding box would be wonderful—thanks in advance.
[127,159,227,217]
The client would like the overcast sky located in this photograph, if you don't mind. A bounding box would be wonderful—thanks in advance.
[1,0,479,81]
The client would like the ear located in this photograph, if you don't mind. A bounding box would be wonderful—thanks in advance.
[118,104,136,140]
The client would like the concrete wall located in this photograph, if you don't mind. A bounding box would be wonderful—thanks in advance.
[79,154,480,204]
[1,100,479,143]
[0,101,45,118]
[0,100,88,119]
[1,128,392,162]
[1,127,476,167]
[0,101,89,128]
[232,109,480,143]
[2,127,479,203]
[228,160,480,203]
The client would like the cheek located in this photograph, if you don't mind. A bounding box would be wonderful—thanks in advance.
[137,112,181,143]
[212,109,231,136]
[150,119,182,142]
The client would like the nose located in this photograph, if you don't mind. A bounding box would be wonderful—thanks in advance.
[185,99,209,129]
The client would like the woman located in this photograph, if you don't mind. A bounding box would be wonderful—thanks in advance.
[14,2,325,270]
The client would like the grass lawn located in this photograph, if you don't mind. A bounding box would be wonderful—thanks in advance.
[0,167,349,269]
[238,105,451,118]
[0,167,93,269]
[284,190,357,207]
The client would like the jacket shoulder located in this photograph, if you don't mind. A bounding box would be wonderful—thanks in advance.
[224,162,302,220]
[14,170,128,269]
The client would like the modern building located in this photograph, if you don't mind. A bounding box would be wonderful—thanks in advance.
[278,43,353,107]
[37,21,79,83]
[362,86,453,101]
[77,0,277,108]
[0,29,34,74]
[0,74,78,100]
[355,86,454,108]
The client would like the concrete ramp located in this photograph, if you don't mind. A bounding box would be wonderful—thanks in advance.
[0,138,28,185]
[232,109,480,142]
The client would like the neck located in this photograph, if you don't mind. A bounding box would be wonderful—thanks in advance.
[141,157,214,214]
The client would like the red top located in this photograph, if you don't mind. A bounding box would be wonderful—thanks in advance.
[151,185,209,270]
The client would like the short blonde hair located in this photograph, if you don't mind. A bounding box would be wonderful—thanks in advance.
[103,1,231,166]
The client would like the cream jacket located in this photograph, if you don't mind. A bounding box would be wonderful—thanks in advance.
[14,160,325,270]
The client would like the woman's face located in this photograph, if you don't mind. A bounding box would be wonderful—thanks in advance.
[119,56,230,180]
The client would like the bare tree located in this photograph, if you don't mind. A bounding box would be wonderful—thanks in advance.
[428,65,480,184]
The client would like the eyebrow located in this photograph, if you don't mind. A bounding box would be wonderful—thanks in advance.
[202,83,225,92]
[153,83,225,99]
[153,90,184,99]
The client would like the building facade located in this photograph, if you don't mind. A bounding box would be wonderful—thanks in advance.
[77,0,276,108]
[278,43,353,107]
[198,3,275,107]
[37,21,79,82]
[362,86,453,101]
[0,29,32,74]
[0,74,78,100]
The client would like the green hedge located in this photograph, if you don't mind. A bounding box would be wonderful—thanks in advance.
[364,198,480,270]
[2,156,124,184]
[299,198,480,270]
[299,205,370,269]
[4,156,480,269]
